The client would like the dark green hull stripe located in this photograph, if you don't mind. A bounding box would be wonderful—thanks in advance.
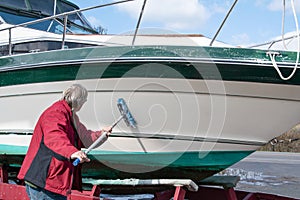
[0,46,300,87]
[0,143,253,180]
[87,150,253,168]
[0,144,253,168]
[0,144,28,155]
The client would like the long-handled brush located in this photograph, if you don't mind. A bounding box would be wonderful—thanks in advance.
[73,98,137,166]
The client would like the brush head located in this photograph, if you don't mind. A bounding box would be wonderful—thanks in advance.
[117,98,137,128]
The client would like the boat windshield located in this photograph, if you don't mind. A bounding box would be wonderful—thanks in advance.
[0,0,98,34]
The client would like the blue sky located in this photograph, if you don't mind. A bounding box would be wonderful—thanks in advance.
[71,0,300,46]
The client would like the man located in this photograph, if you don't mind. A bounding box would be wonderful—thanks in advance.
[17,84,112,200]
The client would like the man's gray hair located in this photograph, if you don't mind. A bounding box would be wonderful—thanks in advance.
[62,84,88,109]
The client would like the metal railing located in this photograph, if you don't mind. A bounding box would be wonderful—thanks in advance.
[209,0,238,46]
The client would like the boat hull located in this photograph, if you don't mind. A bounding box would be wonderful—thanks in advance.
[1,45,300,181]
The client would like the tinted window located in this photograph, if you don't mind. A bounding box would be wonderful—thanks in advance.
[0,0,97,34]
[0,0,27,10]
[0,11,51,30]
[0,41,95,56]
[28,0,54,15]
[57,1,76,13]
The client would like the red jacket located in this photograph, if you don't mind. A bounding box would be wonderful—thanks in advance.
[17,100,102,196]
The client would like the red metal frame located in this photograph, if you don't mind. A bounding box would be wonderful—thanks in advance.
[154,186,186,200]
[225,188,238,200]
[68,185,101,200]
[0,165,8,183]
[0,164,297,200]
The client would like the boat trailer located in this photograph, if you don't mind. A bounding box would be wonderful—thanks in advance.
[0,164,296,200]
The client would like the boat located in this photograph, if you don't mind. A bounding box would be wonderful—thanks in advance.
[0,0,300,182]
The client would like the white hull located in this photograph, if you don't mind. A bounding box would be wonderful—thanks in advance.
[1,77,300,153]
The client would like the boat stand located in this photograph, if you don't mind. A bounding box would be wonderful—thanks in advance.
[153,176,240,200]
[71,176,296,200]
[79,178,199,200]
[0,164,296,200]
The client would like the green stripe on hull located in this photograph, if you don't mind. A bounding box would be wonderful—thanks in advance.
[0,46,299,68]
[1,46,300,87]
[84,150,254,180]
[0,144,253,180]
[0,144,28,155]
[88,150,253,169]
[0,143,253,169]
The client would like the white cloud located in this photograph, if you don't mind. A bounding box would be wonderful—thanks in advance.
[87,16,102,27]
[116,0,211,32]
[261,0,300,13]
[267,1,283,11]
[210,1,232,14]
[231,33,250,46]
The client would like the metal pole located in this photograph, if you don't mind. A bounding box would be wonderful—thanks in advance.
[209,0,238,46]
[53,0,57,15]
[248,32,300,49]
[62,15,68,49]
[47,0,57,32]
[132,0,147,46]
[8,28,12,56]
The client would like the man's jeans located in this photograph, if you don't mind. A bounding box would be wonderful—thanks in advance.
[25,184,67,200]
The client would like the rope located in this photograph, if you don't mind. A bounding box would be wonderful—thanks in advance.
[268,0,300,81]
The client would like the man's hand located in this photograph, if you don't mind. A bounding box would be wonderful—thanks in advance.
[70,151,90,163]
[101,126,113,136]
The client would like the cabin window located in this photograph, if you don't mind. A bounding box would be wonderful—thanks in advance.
[0,41,95,56]
[0,0,97,34]
[0,0,27,11]
[28,0,54,16]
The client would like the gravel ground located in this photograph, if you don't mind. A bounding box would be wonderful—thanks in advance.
[259,124,300,152]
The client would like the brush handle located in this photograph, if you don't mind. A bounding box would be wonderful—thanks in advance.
[72,133,107,166]
[72,132,108,166]
[72,116,124,166]
[72,158,81,166]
